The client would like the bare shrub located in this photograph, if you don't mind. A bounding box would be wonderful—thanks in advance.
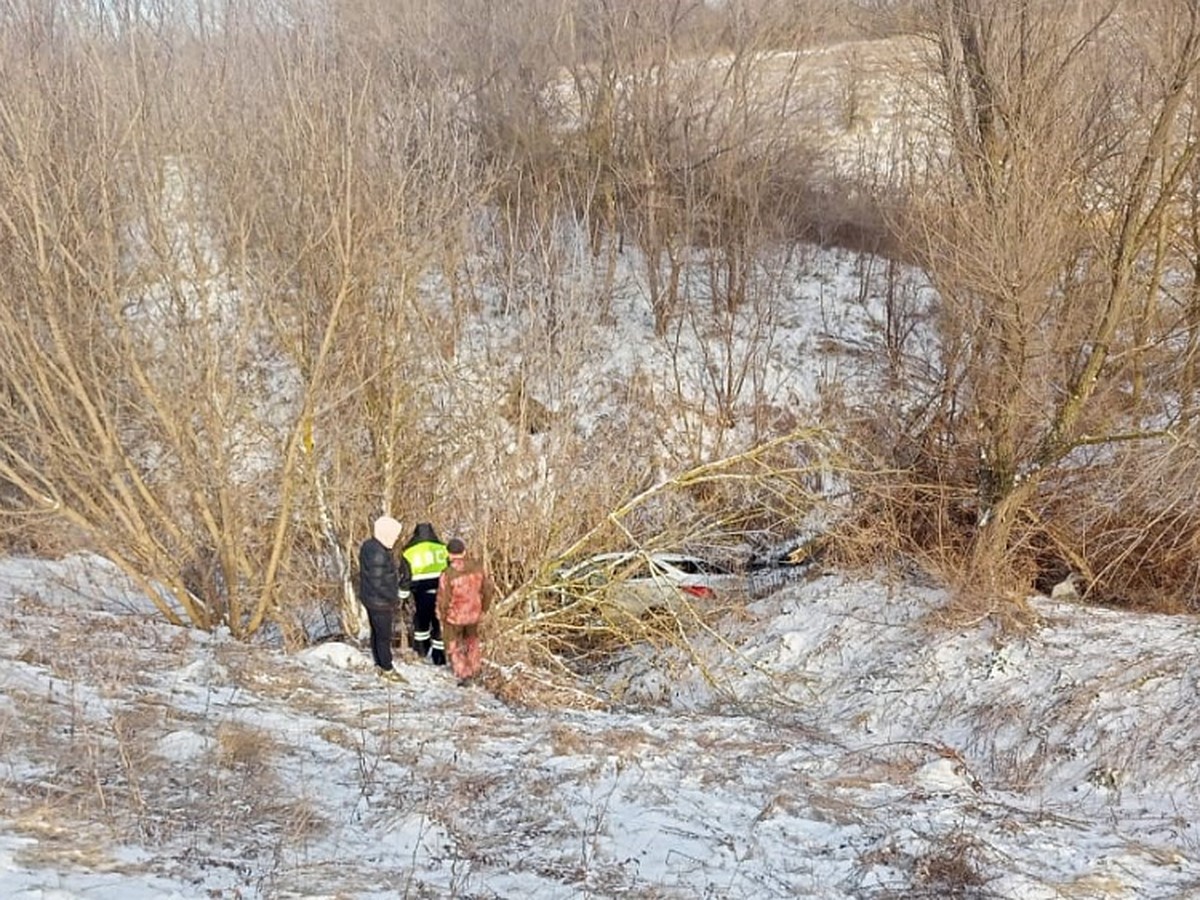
[0,2,486,640]
[215,720,279,773]
[843,1,1200,608]
[1036,423,1200,612]
[491,430,839,673]
[912,830,989,898]
[16,0,1200,664]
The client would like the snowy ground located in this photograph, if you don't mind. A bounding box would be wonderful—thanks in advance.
[3,553,1200,899]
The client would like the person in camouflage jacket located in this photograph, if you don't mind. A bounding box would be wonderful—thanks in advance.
[436,538,493,685]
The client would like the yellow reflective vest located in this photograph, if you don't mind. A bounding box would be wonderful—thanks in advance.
[403,540,449,580]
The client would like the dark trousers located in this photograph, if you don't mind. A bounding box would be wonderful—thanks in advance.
[365,606,395,670]
[411,578,445,665]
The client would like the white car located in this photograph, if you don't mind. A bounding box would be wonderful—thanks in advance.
[550,551,743,616]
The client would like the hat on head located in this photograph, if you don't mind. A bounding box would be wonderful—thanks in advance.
[446,538,466,555]
[373,516,403,549]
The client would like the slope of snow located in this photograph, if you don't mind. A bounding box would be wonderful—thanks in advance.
[2,554,1199,898]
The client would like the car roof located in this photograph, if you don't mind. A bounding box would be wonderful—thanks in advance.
[556,551,725,574]
[566,551,707,565]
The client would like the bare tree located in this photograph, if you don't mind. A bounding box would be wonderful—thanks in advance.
[0,0,488,639]
[907,0,1200,588]
[0,12,217,625]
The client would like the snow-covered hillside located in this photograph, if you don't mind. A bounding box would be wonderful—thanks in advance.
[2,157,1194,900]
[2,553,1199,898]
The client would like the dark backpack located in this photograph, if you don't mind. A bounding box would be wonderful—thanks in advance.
[445,570,484,625]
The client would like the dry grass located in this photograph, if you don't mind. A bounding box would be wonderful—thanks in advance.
[0,594,342,885]
[10,807,133,872]
[926,579,1039,636]
[826,757,924,794]
[214,643,344,711]
[832,431,1200,632]
[215,720,280,772]
[801,791,869,828]
[1052,876,1134,898]
[486,656,610,712]
[912,830,989,896]
[315,723,363,755]
[857,828,996,899]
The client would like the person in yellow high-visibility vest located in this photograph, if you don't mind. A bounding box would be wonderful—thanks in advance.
[401,522,450,665]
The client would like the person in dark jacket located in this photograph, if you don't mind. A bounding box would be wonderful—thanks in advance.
[358,515,412,683]
[401,522,449,665]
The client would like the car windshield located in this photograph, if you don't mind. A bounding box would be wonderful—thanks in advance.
[559,556,649,582]
[655,556,733,576]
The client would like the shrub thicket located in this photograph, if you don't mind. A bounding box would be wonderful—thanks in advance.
[0,0,1197,653]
